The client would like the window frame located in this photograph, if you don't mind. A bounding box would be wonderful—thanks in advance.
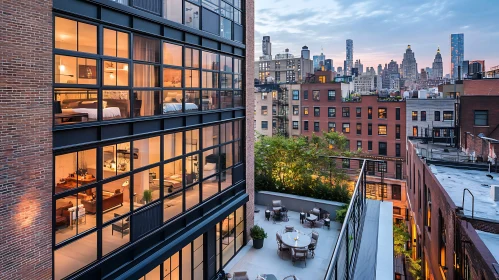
[342,107,350,117]
[377,124,387,136]
[378,108,387,119]
[327,90,336,101]
[474,110,488,126]
[379,142,387,156]
[412,111,418,121]
[342,123,350,133]
[421,111,427,121]
[443,111,453,121]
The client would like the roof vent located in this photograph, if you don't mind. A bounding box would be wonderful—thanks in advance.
[491,185,499,201]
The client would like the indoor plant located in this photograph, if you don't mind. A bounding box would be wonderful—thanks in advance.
[143,189,152,204]
[250,225,267,249]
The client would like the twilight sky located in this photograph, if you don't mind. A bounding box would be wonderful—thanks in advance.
[254,0,499,74]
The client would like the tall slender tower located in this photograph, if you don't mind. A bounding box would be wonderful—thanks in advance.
[450,33,464,79]
[432,47,443,79]
[402,45,418,81]
[345,39,353,75]
[262,36,271,56]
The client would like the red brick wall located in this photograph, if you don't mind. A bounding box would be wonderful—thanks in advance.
[406,140,498,280]
[300,91,406,178]
[0,1,53,279]
[463,79,499,95]
[460,96,499,145]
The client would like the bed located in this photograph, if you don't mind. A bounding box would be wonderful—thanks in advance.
[62,107,121,120]
[163,103,199,114]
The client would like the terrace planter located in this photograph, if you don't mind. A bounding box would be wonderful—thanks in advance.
[253,238,264,249]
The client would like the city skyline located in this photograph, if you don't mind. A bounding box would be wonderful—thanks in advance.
[255,0,499,74]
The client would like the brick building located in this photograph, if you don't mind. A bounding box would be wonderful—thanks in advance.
[406,139,499,280]
[459,95,499,146]
[300,74,406,180]
[0,0,254,279]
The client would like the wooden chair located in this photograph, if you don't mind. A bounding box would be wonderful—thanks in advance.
[276,232,290,258]
[291,247,308,267]
[233,271,249,280]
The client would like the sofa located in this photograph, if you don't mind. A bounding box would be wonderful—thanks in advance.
[82,189,124,214]
[55,201,73,227]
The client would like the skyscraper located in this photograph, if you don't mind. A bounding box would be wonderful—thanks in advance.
[301,46,310,59]
[432,47,443,79]
[337,66,343,74]
[402,45,418,81]
[354,59,363,74]
[312,52,326,71]
[382,60,400,89]
[262,36,271,56]
[451,33,464,79]
[325,59,333,71]
[346,39,353,75]
[377,64,383,76]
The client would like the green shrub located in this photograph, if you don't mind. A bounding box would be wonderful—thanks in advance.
[250,225,268,240]
[335,204,349,223]
[143,189,152,203]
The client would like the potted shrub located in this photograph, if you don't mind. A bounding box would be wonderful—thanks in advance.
[143,189,152,204]
[250,225,267,249]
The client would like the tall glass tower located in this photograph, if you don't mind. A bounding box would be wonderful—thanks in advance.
[346,39,353,75]
[451,33,464,79]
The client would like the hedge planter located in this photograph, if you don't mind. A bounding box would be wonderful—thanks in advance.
[253,238,264,249]
[250,225,267,249]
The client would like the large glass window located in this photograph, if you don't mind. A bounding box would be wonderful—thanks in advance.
[163,68,182,88]
[103,61,129,86]
[54,88,98,124]
[164,0,183,23]
[220,17,232,39]
[163,42,183,66]
[378,108,387,119]
[133,36,160,63]
[134,90,161,116]
[202,51,220,70]
[55,17,97,53]
[184,2,200,29]
[378,125,387,135]
[55,149,97,194]
[134,64,160,87]
[103,28,129,58]
[55,55,98,85]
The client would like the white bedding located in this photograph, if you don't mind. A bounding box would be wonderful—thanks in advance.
[163,103,199,113]
[62,107,121,119]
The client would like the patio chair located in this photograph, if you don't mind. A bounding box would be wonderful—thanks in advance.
[291,247,308,267]
[111,213,129,238]
[283,276,300,280]
[276,232,290,258]
[233,271,249,280]
[308,231,319,258]
[285,225,294,233]
[272,200,283,212]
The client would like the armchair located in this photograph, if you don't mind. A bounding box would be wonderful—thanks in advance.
[111,213,130,238]
[291,247,308,267]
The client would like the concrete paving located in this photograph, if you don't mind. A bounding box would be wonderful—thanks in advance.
[225,205,341,280]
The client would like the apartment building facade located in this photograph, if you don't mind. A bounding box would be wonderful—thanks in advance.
[406,98,457,140]
[0,0,254,279]
[256,49,313,84]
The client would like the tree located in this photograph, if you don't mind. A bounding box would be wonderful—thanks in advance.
[393,221,422,280]
[254,132,357,203]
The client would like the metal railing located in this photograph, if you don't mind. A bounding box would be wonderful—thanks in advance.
[324,159,367,280]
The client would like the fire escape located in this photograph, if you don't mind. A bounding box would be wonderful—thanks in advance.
[272,86,289,137]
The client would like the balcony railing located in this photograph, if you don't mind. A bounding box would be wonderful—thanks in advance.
[324,158,367,280]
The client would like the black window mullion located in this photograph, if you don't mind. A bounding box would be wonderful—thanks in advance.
[182,130,186,212]
[96,147,103,260]
[159,135,164,222]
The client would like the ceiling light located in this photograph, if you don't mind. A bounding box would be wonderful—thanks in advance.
[59,64,65,72]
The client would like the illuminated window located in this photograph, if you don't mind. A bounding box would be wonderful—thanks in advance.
[328,122,335,132]
[261,106,268,115]
[303,107,309,115]
[368,107,372,119]
[312,90,320,101]
[443,111,453,121]
[412,111,418,121]
[342,123,350,133]
[378,108,387,119]
[378,125,387,135]
[318,76,326,83]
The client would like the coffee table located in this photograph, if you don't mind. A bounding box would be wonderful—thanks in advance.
[306,214,318,227]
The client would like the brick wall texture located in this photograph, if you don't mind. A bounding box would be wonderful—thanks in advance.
[460,96,499,145]
[244,0,255,240]
[463,79,499,95]
[0,1,53,279]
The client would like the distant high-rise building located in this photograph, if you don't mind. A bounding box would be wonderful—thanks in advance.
[343,60,347,75]
[312,52,326,71]
[432,47,443,79]
[420,68,428,81]
[462,60,469,78]
[425,67,433,79]
[337,66,343,74]
[346,39,353,75]
[377,64,383,76]
[256,49,313,84]
[382,60,400,89]
[402,45,418,81]
[451,33,464,79]
[469,60,485,77]
[354,59,363,74]
[301,46,310,59]
[262,36,271,56]
[325,59,333,71]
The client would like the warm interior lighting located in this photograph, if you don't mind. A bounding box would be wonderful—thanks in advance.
[123,64,128,71]
[59,64,65,72]
[109,73,115,79]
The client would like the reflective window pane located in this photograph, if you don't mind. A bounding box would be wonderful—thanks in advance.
[103,61,129,86]
[55,55,97,85]
[133,90,161,116]
[103,90,130,120]
[164,0,183,23]
[133,35,160,63]
[163,68,182,88]
[163,42,183,66]
[185,90,201,111]
[202,90,219,110]
[55,17,77,51]
[78,22,97,53]
[134,64,160,87]
[54,88,98,124]
[54,232,97,280]
[184,2,200,29]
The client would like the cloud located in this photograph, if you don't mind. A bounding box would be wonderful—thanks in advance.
[254,0,499,73]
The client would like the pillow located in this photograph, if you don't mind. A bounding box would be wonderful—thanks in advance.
[204,163,216,171]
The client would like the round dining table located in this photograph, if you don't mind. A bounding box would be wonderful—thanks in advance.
[281,231,312,248]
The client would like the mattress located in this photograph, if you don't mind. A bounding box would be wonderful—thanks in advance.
[163,103,199,113]
[62,107,121,119]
